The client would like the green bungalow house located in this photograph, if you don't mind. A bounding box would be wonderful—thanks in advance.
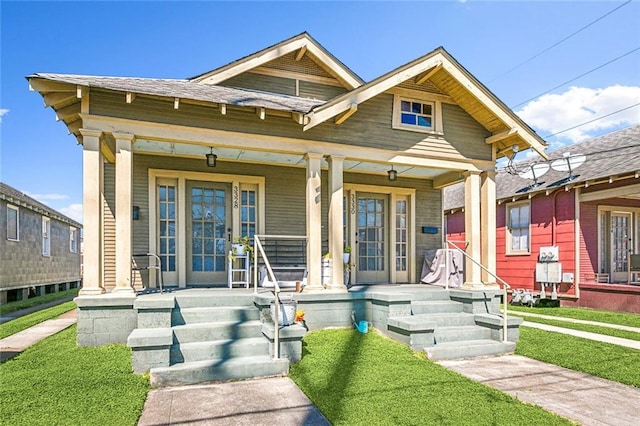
[28,33,547,385]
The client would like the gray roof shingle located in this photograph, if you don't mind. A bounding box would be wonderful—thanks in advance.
[29,73,325,114]
[444,124,640,210]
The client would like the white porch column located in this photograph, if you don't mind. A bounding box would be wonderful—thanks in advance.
[463,171,483,288]
[327,156,346,291]
[79,129,105,295]
[481,171,498,287]
[113,133,136,293]
[305,153,324,290]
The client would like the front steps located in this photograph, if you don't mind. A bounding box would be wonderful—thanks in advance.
[129,292,291,387]
[386,290,519,361]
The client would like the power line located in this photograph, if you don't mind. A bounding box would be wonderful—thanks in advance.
[543,102,640,139]
[512,46,640,109]
[489,0,632,83]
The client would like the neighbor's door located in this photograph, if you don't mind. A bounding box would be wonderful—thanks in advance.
[356,193,389,283]
[157,179,178,286]
[610,212,632,283]
[186,181,231,285]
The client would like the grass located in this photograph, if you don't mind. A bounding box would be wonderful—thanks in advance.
[513,315,640,341]
[0,325,149,426]
[0,301,77,339]
[0,288,78,316]
[290,328,572,426]
[508,305,640,328]
[516,326,640,388]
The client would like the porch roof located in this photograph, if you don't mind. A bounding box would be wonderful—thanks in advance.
[444,124,640,210]
[28,73,325,114]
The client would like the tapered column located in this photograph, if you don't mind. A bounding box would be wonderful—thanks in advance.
[305,153,324,290]
[79,129,105,295]
[463,171,482,288]
[481,171,498,287]
[114,133,136,293]
[327,156,346,291]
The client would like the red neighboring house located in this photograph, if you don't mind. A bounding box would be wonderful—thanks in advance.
[444,125,640,314]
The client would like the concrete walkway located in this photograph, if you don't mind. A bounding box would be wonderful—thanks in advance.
[439,355,640,426]
[512,311,640,333]
[522,321,640,349]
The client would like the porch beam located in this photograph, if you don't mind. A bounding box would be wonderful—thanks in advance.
[101,137,116,164]
[79,129,105,295]
[433,171,464,189]
[415,65,441,85]
[114,133,136,294]
[28,79,75,93]
[486,128,519,145]
[55,103,81,122]
[579,183,640,202]
[462,171,482,289]
[43,92,76,108]
[305,153,324,291]
[327,156,346,291]
[295,45,307,61]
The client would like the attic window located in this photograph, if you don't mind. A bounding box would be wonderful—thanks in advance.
[392,94,443,134]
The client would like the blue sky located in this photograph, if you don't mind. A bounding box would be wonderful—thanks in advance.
[1,1,639,223]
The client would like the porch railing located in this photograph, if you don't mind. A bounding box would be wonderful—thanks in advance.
[253,234,307,360]
[445,240,511,343]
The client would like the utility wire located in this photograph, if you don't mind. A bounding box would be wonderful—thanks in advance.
[543,102,640,139]
[489,0,632,83]
[512,47,640,109]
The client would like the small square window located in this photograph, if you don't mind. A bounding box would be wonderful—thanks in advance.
[393,95,436,133]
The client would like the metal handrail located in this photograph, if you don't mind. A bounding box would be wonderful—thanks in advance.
[132,253,164,294]
[445,240,510,342]
[253,234,307,360]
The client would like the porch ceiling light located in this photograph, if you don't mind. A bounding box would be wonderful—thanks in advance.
[206,147,217,167]
[387,165,398,181]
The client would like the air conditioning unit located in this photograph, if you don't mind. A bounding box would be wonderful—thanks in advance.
[539,246,559,262]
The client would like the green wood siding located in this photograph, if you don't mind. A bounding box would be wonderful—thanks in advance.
[398,79,444,95]
[132,154,442,284]
[299,80,347,100]
[90,89,491,162]
[220,73,296,96]
[262,52,337,79]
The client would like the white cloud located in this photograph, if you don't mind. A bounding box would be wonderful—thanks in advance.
[0,109,8,122]
[60,203,83,224]
[517,85,640,147]
[26,192,70,201]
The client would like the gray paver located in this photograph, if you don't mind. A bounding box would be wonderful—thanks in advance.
[439,355,640,426]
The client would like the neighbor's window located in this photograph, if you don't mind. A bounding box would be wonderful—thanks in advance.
[70,227,78,253]
[392,94,442,134]
[42,216,51,256]
[7,205,19,241]
[507,202,530,254]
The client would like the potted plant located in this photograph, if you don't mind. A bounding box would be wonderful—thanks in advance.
[229,236,253,261]
[343,245,351,264]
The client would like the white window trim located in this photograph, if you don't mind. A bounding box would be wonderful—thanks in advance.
[392,93,444,135]
[7,204,19,241]
[506,201,531,255]
[70,226,78,253]
[42,216,51,257]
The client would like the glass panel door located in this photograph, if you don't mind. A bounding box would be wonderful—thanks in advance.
[187,181,230,285]
[356,193,389,283]
[157,180,177,285]
[611,212,631,283]
[395,196,409,283]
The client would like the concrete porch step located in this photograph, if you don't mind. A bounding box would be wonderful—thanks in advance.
[170,337,269,363]
[411,300,464,314]
[172,320,263,344]
[172,306,260,325]
[412,313,477,327]
[424,340,516,361]
[150,355,290,387]
[434,326,492,343]
[173,292,256,308]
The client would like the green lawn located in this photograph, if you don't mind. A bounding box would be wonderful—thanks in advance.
[0,325,149,426]
[0,301,77,339]
[290,328,572,426]
[0,288,78,316]
[516,326,640,388]
[512,315,640,341]
[508,305,640,327]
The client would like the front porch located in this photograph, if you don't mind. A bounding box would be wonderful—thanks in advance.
[75,284,522,387]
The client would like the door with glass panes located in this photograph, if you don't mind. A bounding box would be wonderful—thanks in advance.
[356,193,390,283]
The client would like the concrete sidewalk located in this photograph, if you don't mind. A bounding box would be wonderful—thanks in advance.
[439,354,640,426]
[522,320,640,349]
[138,377,330,426]
[0,309,77,362]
